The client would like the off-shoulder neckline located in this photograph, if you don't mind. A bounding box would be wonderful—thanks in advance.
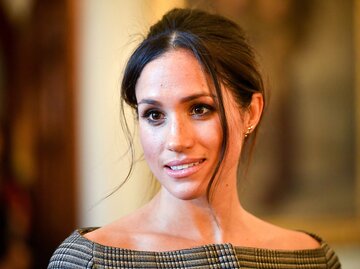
[75,227,327,254]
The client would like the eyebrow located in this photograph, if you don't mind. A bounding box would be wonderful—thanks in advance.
[137,93,215,106]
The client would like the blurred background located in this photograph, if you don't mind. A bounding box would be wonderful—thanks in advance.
[0,0,359,268]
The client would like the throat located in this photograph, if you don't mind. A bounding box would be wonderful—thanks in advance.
[149,191,233,244]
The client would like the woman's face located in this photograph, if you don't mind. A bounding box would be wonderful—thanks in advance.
[135,49,245,200]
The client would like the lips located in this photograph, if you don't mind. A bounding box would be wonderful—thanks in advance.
[164,159,205,178]
[168,160,203,170]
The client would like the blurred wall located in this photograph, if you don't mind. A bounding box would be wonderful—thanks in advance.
[76,0,185,227]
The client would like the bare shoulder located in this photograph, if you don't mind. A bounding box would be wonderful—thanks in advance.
[83,222,133,248]
[273,228,321,250]
[83,211,149,249]
[243,213,321,250]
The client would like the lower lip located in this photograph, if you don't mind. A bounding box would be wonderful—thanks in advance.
[164,161,205,179]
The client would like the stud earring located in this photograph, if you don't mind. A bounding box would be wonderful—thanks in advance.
[244,125,254,138]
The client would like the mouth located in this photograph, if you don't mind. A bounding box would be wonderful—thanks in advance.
[167,159,205,171]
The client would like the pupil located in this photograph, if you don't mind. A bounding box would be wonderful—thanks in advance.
[152,112,160,119]
[196,107,204,114]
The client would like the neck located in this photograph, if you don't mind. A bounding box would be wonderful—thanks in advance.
[147,177,246,244]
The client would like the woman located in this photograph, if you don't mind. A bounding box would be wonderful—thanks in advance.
[48,8,341,268]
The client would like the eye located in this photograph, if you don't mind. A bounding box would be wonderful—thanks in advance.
[142,109,165,125]
[190,104,214,118]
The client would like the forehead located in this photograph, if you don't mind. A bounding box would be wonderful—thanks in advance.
[135,49,211,99]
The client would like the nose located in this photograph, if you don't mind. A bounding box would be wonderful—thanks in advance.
[166,115,194,152]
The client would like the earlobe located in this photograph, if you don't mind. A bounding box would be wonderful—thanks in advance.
[244,93,264,136]
[244,125,254,138]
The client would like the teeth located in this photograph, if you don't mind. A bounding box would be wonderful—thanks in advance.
[170,161,202,171]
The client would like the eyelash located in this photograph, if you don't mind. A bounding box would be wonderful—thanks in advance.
[141,103,215,125]
[142,109,165,125]
[190,104,215,118]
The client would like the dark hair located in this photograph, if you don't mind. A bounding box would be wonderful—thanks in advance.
[120,8,265,200]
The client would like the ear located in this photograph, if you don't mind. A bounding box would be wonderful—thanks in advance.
[244,93,264,136]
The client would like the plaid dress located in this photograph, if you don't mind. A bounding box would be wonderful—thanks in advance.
[48,228,341,269]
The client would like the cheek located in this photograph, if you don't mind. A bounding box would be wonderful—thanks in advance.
[139,125,162,164]
[139,127,154,157]
[193,119,222,157]
[198,121,221,145]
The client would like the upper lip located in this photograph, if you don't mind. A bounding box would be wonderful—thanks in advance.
[164,158,205,167]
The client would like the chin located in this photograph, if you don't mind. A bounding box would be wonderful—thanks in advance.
[164,184,208,201]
